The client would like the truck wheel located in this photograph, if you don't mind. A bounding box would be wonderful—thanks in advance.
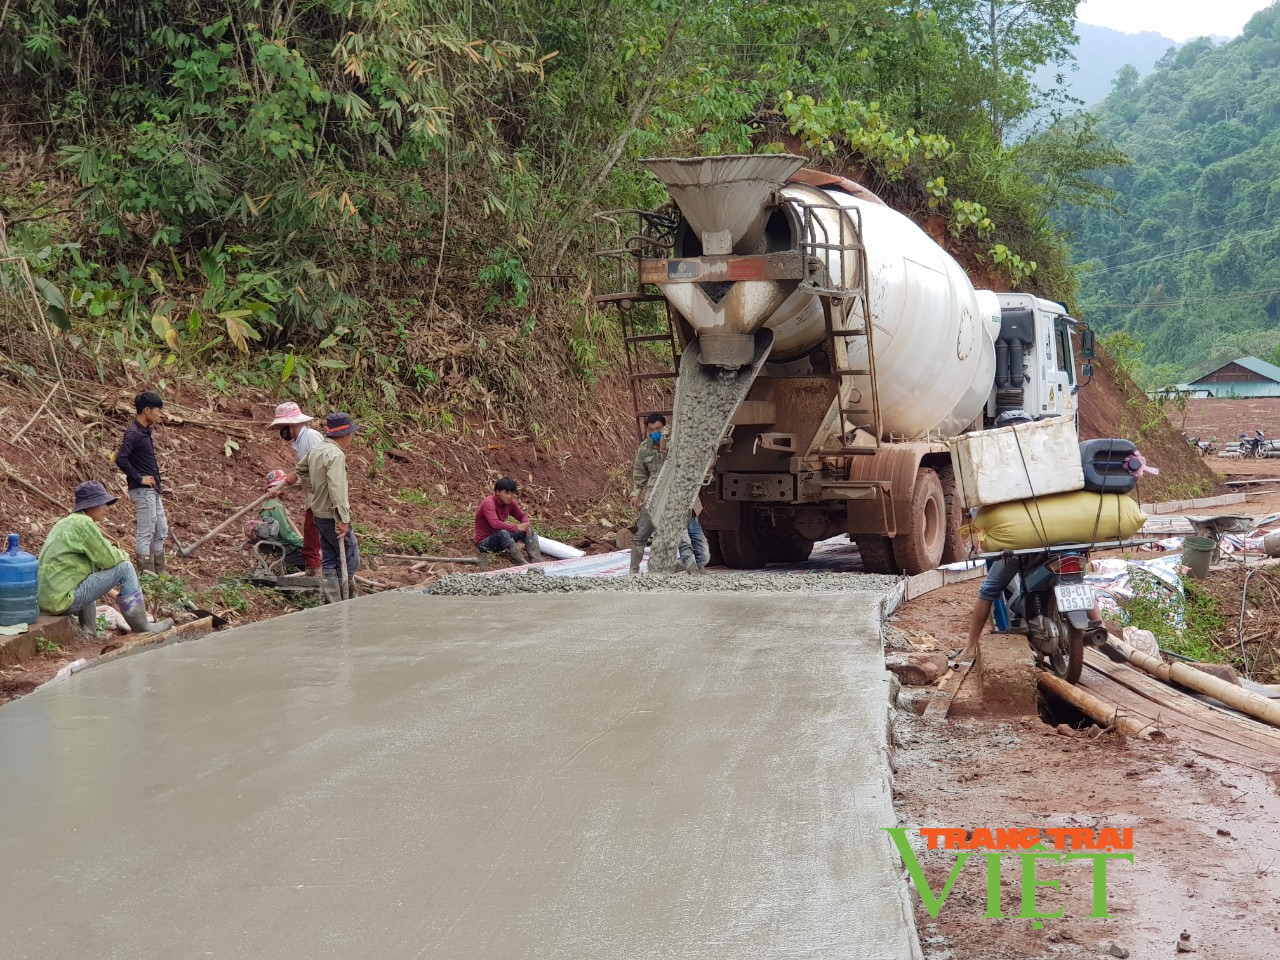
[718,519,771,569]
[769,534,814,564]
[856,537,900,575]
[892,468,946,575]
[937,466,968,565]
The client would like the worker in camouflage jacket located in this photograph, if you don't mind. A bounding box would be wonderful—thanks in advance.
[628,414,696,575]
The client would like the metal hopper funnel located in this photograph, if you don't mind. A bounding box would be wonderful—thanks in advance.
[641,154,805,254]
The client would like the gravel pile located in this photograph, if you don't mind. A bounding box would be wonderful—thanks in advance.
[427,570,903,597]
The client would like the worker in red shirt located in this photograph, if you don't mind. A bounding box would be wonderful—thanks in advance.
[475,477,543,565]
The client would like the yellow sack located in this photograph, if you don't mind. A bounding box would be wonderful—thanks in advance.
[970,491,1146,552]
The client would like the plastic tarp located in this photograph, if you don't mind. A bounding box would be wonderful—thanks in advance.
[1087,554,1186,627]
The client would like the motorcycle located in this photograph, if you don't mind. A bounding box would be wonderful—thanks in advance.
[1238,429,1266,459]
[1182,432,1213,456]
[991,545,1110,684]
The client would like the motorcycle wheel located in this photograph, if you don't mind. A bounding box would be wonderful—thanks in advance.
[1256,444,1268,460]
[1046,600,1085,684]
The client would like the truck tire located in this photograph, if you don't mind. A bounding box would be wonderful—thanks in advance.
[936,465,968,566]
[719,519,771,569]
[856,537,900,575]
[769,533,815,564]
[891,468,946,575]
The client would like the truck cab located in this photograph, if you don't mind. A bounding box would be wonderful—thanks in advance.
[991,294,1086,425]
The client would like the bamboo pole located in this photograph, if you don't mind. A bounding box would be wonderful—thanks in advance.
[1085,655,1280,754]
[1111,638,1280,729]
[1037,671,1158,740]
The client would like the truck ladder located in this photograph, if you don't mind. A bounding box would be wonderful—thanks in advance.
[592,211,682,437]
[796,202,883,455]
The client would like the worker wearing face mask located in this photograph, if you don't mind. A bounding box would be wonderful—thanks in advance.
[264,402,325,579]
[628,414,696,575]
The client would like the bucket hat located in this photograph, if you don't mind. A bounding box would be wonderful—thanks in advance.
[325,412,360,437]
[269,402,314,427]
[73,480,119,513]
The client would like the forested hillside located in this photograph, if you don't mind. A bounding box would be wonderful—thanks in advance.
[0,0,1123,430]
[1064,3,1280,388]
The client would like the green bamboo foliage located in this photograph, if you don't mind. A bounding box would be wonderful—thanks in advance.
[0,0,1126,413]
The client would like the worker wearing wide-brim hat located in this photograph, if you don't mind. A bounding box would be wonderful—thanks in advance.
[37,480,174,635]
[295,412,361,602]
[266,401,325,578]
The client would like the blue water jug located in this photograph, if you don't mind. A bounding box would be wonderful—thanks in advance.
[0,533,40,627]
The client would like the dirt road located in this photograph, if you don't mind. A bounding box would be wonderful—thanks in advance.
[889,446,1280,958]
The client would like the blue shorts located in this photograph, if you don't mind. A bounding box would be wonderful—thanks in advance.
[977,558,1018,602]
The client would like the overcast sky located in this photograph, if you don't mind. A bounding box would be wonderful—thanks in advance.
[1076,0,1276,42]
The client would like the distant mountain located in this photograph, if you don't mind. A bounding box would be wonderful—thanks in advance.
[1055,24,1180,107]
[1060,5,1280,386]
[1020,23,1178,135]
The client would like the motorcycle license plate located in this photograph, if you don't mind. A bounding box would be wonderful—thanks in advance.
[1054,584,1094,612]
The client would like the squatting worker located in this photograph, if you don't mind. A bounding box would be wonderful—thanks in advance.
[115,390,168,574]
[296,412,360,603]
[628,414,695,575]
[256,471,307,572]
[265,401,324,578]
[475,478,542,565]
[37,481,173,635]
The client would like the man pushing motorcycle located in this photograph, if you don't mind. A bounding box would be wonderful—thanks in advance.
[958,410,1106,671]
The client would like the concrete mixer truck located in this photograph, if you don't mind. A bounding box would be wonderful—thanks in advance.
[593,154,1097,575]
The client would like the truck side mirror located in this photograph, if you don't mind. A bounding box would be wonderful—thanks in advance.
[1082,362,1095,380]
[1079,327,1096,360]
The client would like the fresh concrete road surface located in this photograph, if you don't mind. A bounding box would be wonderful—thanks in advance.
[0,590,919,959]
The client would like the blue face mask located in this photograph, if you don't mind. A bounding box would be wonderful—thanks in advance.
[649,430,663,444]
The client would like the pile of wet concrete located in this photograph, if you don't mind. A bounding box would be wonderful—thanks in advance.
[427,570,903,597]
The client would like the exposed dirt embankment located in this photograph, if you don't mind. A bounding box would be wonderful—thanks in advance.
[1076,348,1221,502]
[0,372,641,615]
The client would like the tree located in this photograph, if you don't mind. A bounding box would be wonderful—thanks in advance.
[951,0,1079,144]
[1111,64,1140,99]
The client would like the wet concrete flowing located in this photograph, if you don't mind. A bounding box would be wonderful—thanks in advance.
[645,331,774,573]
[0,588,919,960]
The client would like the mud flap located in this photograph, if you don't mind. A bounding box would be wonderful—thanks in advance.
[1065,609,1093,630]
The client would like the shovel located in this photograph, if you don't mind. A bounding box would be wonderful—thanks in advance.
[179,492,273,558]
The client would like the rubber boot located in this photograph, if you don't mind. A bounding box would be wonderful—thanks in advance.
[74,604,98,634]
[679,556,697,575]
[118,590,173,634]
[506,544,527,566]
[152,549,167,575]
[526,536,543,563]
[347,579,358,600]
[475,550,491,571]
[629,543,645,575]
[136,554,154,575]
[321,573,342,604]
